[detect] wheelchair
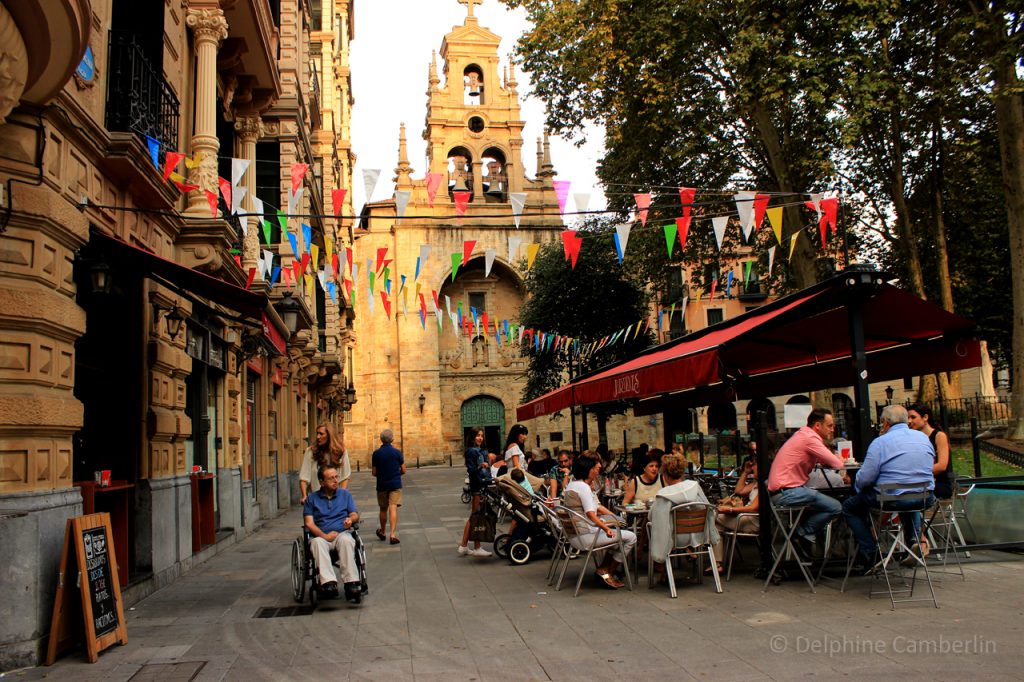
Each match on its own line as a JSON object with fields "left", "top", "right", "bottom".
{"left": 291, "top": 524, "right": 368, "bottom": 606}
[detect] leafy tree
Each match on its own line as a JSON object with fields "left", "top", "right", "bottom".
{"left": 518, "top": 221, "right": 652, "bottom": 404}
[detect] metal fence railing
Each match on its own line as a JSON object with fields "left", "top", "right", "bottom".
{"left": 877, "top": 395, "right": 1013, "bottom": 430}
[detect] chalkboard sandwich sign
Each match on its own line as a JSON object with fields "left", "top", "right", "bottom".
{"left": 46, "top": 513, "right": 128, "bottom": 664}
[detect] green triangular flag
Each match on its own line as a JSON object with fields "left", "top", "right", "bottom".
{"left": 744, "top": 260, "right": 753, "bottom": 282}
{"left": 664, "top": 223, "right": 677, "bottom": 257}
{"left": 369, "top": 271, "right": 375, "bottom": 294}
{"left": 277, "top": 210, "right": 287, "bottom": 241}
{"left": 669, "top": 302, "right": 676, "bottom": 321}
{"left": 451, "top": 253, "right": 461, "bottom": 282}
{"left": 261, "top": 217, "right": 271, "bottom": 245}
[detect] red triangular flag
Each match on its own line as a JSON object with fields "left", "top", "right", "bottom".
{"left": 634, "top": 193, "right": 652, "bottom": 226}
{"left": 346, "top": 247, "right": 353, "bottom": 275}
{"left": 675, "top": 216, "right": 691, "bottom": 252}
{"left": 462, "top": 240, "right": 476, "bottom": 265}
{"left": 233, "top": 254, "right": 242, "bottom": 267}
{"left": 245, "top": 267, "right": 257, "bottom": 289}
{"left": 331, "top": 188, "right": 347, "bottom": 217}
{"left": 173, "top": 178, "right": 200, "bottom": 193}
{"left": 331, "top": 253, "right": 340, "bottom": 279}
{"left": 453, "top": 190, "right": 471, "bottom": 220}
{"left": 282, "top": 267, "right": 292, "bottom": 288}
{"left": 290, "top": 163, "right": 309, "bottom": 194}
{"left": 678, "top": 187, "right": 696, "bottom": 218}
{"left": 380, "top": 291, "right": 391, "bottom": 319}
{"left": 218, "top": 177, "right": 231, "bottom": 212}
{"left": 204, "top": 189, "right": 219, "bottom": 217}
{"left": 561, "top": 230, "right": 583, "bottom": 269}
{"left": 481, "top": 312, "right": 489, "bottom": 334}
{"left": 376, "top": 247, "right": 388, "bottom": 273}
{"left": 753, "top": 194, "right": 770, "bottom": 231}
{"left": 819, "top": 213, "right": 829, "bottom": 248}
{"left": 292, "top": 261, "right": 302, "bottom": 284}
{"left": 300, "top": 252, "right": 311, "bottom": 276}
{"left": 344, "top": 278, "right": 353, "bottom": 298}
{"left": 822, "top": 197, "right": 839, "bottom": 235}
{"left": 431, "top": 289, "right": 440, "bottom": 312}
{"left": 163, "top": 152, "right": 185, "bottom": 183}
{"left": 710, "top": 278, "right": 718, "bottom": 300}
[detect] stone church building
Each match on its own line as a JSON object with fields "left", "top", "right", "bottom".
{"left": 346, "top": 6, "right": 564, "bottom": 462}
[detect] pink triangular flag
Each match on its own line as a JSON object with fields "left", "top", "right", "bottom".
{"left": 462, "top": 240, "right": 476, "bottom": 265}
{"left": 426, "top": 172, "right": 444, "bottom": 207}
{"left": 553, "top": 180, "right": 571, "bottom": 214}
{"left": 561, "top": 230, "right": 583, "bottom": 269}
{"left": 331, "top": 188, "right": 347, "bottom": 217}
{"left": 634, "top": 193, "right": 652, "bottom": 226}
{"left": 290, "top": 163, "right": 309, "bottom": 194}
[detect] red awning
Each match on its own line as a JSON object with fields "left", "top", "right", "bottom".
{"left": 92, "top": 230, "right": 267, "bottom": 320}
{"left": 517, "top": 278, "right": 981, "bottom": 421}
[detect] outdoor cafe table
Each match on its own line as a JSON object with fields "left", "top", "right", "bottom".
{"left": 615, "top": 502, "right": 650, "bottom": 574}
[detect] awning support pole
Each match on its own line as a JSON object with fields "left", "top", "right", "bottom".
{"left": 847, "top": 285, "right": 873, "bottom": 459}
{"left": 754, "top": 409, "right": 773, "bottom": 570}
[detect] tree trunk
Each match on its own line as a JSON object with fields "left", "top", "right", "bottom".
{"left": 932, "top": 120, "right": 962, "bottom": 399}
{"left": 990, "top": 43, "right": 1024, "bottom": 441}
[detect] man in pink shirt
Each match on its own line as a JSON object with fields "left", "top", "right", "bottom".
{"left": 767, "top": 408, "right": 845, "bottom": 552}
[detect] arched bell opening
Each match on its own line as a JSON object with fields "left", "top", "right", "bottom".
{"left": 447, "top": 146, "right": 474, "bottom": 203}
{"left": 463, "top": 64, "right": 484, "bottom": 105}
{"left": 481, "top": 147, "right": 508, "bottom": 203}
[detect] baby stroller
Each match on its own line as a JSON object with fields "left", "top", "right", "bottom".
{"left": 491, "top": 477, "right": 557, "bottom": 565}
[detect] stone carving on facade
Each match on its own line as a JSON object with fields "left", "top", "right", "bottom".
{"left": 185, "top": 7, "right": 229, "bottom": 44}
{"left": 0, "top": 4, "right": 29, "bottom": 125}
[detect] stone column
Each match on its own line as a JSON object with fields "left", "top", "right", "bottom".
{"left": 234, "top": 115, "right": 263, "bottom": 275}
{"left": 184, "top": 8, "right": 228, "bottom": 216}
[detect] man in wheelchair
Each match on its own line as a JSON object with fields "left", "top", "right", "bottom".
{"left": 303, "top": 465, "right": 362, "bottom": 603}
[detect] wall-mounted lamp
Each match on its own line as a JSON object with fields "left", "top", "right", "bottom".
{"left": 884, "top": 385, "right": 894, "bottom": 404}
{"left": 344, "top": 383, "right": 357, "bottom": 407}
{"left": 274, "top": 290, "right": 302, "bottom": 336}
{"left": 154, "top": 302, "right": 185, "bottom": 341}
{"left": 418, "top": 393, "right": 426, "bottom": 413}
{"left": 89, "top": 261, "right": 112, "bottom": 295}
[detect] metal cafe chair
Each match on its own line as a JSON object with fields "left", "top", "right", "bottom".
{"left": 719, "top": 512, "right": 761, "bottom": 581}
{"left": 762, "top": 502, "right": 818, "bottom": 593}
{"left": 845, "top": 481, "right": 938, "bottom": 609}
{"left": 534, "top": 498, "right": 574, "bottom": 585}
{"left": 552, "top": 494, "right": 634, "bottom": 597}
{"left": 922, "top": 495, "right": 968, "bottom": 580}
{"left": 647, "top": 501, "right": 722, "bottom": 597}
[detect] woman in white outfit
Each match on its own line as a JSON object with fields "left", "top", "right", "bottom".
{"left": 299, "top": 422, "right": 351, "bottom": 503}
{"left": 564, "top": 453, "right": 637, "bottom": 589}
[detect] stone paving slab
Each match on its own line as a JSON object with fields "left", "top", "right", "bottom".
{"left": 13, "top": 467, "right": 1024, "bottom": 681}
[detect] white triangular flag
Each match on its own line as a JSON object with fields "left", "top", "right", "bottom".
{"left": 368, "top": 286, "right": 374, "bottom": 313}
{"left": 263, "top": 249, "right": 274, "bottom": 280}
{"left": 508, "top": 236, "right": 523, "bottom": 262}
{"left": 395, "top": 190, "right": 411, "bottom": 221}
{"left": 420, "top": 244, "right": 431, "bottom": 265}
{"left": 734, "top": 191, "right": 756, "bottom": 241}
{"left": 363, "top": 169, "right": 381, "bottom": 202}
{"left": 232, "top": 186, "right": 248, "bottom": 216}
{"left": 231, "top": 158, "right": 250, "bottom": 187}
{"left": 445, "top": 295, "right": 452, "bottom": 316}
{"left": 450, "top": 311, "right": 459, "bottom": 337}
{"left": 509, "top": 192, "right": 527, "bottom": 228}
{"left": 712, "top": 215, "right": 729, "bottom": 250}
{"left": 351, "top": 262, "right": 359, "bottom": 288}
{"left": 251, "top": 196, "right": 264, "bottom": 225}
{"left": 287, "top": 186, "right": 304, "bottom": 215}
{"left": 574, "top": 193, "right": 590, "bottom": 214}
{"left": 436, "top": 307, "right": 443, "bottom": 330}
{"left": 615, "top": 223, "right": 632, "bottom": 262}
{"left": 317, "top": 269, "right": 327, "bottom": 289}
{"left": 807, "top": 192, "right": 823, "bottom": 222}
{"left": 768, "top": 245, "right": 776, "bottom": 274}
{"left": 484, "top": 248, "right": 496, "bottom": 277}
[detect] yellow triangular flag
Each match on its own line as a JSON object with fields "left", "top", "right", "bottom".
{"left": 766, "top": 206, "right": 784, "bottom": 245}
{"left": 402, "top": 286, "right": 409, "bottom": 316}
{"left": 325, "top": 236, "right": 333, "bottom": 261}
{"left": 169, "top": 171, "right": 186, "bottom": 183}
{"left": 789, "top": 232, "right": 799, "bottom": 259}
{"left": 526, "top": 243, "right": 540, "bottom": 270}
{"left": 185, "top": 153, "right": 202, "bottom": 169}
{"left": 305, "top": 273, "right": 314, "bottom": 300}
{"left": 311, "top": 244, "right": 320, "bottom": 270}
{"left": 696, "top": 290, "right": 702, "bottom": 304}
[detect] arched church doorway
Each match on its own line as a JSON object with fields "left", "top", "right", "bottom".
{"left": 461, "top": 395, "right": 505, "bottom": 455}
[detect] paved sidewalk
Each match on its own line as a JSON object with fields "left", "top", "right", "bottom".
{"left": 16, "top": 467, "right": 1024, "bottom": 681}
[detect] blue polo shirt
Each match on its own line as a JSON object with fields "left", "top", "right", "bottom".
{"left": 856, "top": 423, "right": 935, "bottom": 496}
{"left": 303, "top": 487, "right": 358, "bottom": 533}
{"left": 372, "top": 443, "right": 404, "bottom": 491}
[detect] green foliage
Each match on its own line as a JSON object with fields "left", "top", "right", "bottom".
{"left": 518, "top": 220, "right": 651, "bottom": 401}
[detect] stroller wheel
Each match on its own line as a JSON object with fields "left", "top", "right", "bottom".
{"left": 493, "top": 533, "right": 511, "bottom": 559}
{"left": 509, "top": 541, "right": 531, "bottom": 565}
{"left": 461, "top": 490, "right": 473, "bottom": 504}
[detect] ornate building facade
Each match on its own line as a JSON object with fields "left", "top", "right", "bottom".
{"left": 347, "top": 6, "right": 563, "bottom": 462}
{"left": 0, "top": 0, "right": 356, "bottom": 669}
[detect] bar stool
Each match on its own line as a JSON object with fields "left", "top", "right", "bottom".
{"left": 762, "top": 500, "right": 817, "bottom": 593}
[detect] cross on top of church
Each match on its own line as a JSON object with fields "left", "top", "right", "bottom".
{"left": 458, "top": 0, "right": 483, "bottom": 18}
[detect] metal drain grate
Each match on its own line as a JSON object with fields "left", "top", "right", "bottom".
{"left": 129, "top": 661, "right": 206, "bottom": 681}
{"left": 254, "top": 605, "right": 316, "bottom": 618}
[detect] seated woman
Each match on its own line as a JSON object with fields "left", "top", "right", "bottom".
{"left": 908, "top": 402, "right": 953, "bottom": 559}
{"left": 622, "top": 451, "right": 664, "bottom": 506}
{"left": 649, "top": 454, "right": 718, "bottom": 577}
{"left": 563, "top": 453, "right": 637, "bottom": 589}
{"left": 712, "top": 456, "right": 761, "bottom": 574}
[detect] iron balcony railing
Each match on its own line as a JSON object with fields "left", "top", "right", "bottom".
{"left": 105, "top": 30, "right": 180, "bottom": 153}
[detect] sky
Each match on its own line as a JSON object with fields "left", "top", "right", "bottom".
{"left": 348, "top": 0, "right": 606, "bottom": 218}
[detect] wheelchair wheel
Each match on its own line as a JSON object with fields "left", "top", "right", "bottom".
{"left": 493, "top": 533, "right": 511, "bottom": 559}
{"left": 355, "top": 536, "right": 369, "bottom": 595}
{"left": 461, "top": 490, "right": 473, "bottom": 504}
{"left": 291, "top": 538, "right": 306, "bottom": 603}
{"left": 509, "top": 541, "right": 531, "bottom": 565}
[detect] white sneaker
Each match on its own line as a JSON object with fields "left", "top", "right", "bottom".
{"left": 457, "top": 545, "right": 470, "bottom": 556}
{"left": 469, "top": 547, "right": 492, "bottom": 557}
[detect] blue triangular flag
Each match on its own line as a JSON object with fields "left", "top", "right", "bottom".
{"left": 414, "top": 257, "right": 421, "bottom": 281}
{"left": 146, "top": 135, "right": 160, "bottom": 170}
{"left": 399, "top": 274, "right": 406, "bottom": 296}
{"left": 327, "top": 281, "right": 337, "bottom": 303}
{"left": 301, "top": 224, "right": 312, "bottom": 254}
{"left": 385, "top": 278, "right": 391, "bottom": 296}
{"left": 287, "top": 232, "right": 299, "bottom": 258}
{"left": 270, "top": 266, "right": 281, "bottom": 286}
{"left": 613, "top": 232, "right": 624, "bottom": 264}
{"left": 726, "top": 271, "right": 734, "bottom": 298}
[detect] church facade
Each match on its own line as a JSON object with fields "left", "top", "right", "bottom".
{"left": 346, "top": 8, "right": 564, "bottom": 462}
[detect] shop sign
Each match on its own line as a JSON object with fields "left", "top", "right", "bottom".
{"left": 247, "top": 355, "right": 264, "bottom": 374}
{"left": 261, "top": 313, "right": 287, "bottom": 355}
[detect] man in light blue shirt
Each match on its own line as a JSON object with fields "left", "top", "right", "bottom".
{"left": 843, "top": 405, "right": 935, "bottom": 570}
